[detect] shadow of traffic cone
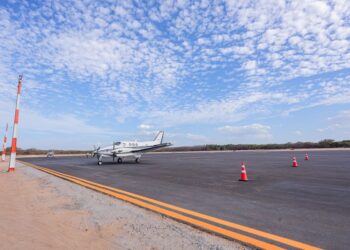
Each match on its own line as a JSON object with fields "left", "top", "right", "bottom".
{"left": 292, "top": 157, "right": 298, "bottom": 167}
{"left": 239, "top": 161, "right": 248, "bottom": 181}
{"left": 305, "top": 153, "right": 309, "bottom": 161}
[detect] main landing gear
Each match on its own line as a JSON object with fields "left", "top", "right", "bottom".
{"left": 97, "top": 158, "right": 121, "bottom": 165}
{"left": 98, "top": 155, "right": 103, "bottom": 166}
{"left": 97, "top": 157, "right": 138, "bottom": 165}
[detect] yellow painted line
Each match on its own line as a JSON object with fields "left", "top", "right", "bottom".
{"left": 22, "top": 162, "right": 282, "bottom": 250}
{"left": 20, "top": 161, "right": 322, "bottom": 250}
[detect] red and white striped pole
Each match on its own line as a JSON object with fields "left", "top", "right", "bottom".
{"left": 1, "top": 123, "right": 8, "bottom": 161}
{"left": 8, "top": 75, "right": 22, "bottom": 172}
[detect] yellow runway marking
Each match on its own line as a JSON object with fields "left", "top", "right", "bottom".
{"left": 20, "top": 161, "right": 322, "bottom": 250}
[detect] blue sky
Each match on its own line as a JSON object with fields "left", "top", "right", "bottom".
{"left": 0, "top": 0, "right": 350, "bottom": 149}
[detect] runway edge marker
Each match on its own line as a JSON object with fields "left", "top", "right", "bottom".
{"left": 8, "top": 75, "right": 23, "bottom": 172}
{"left": 1, "top": 123, "right": 8, "bottom": 162}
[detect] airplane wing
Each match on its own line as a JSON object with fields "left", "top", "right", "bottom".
{"left": 128, "top": 143, "right": 172, "bottom": 153}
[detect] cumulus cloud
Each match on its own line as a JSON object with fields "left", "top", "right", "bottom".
{"left": 138, "top": 124, "right": 153, "bottom": 130}
{"left": 0, "top": 0, "right": 349, "bottom": 141}
{"left": 244, "top": 60, "right": 257, "bottom": 71}
{"left": 143, "top": 90, "right": 303, "bottom": 126}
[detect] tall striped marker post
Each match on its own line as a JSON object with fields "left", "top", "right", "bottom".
{"left": 1, "top": 123, "right": 8, "bottom": 161}
{"left": 8, "top": 75, "right": 22, "bottom": 172}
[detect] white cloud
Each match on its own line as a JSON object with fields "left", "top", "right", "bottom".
{"left": 307, "top": 1, "right": 330, "bottom": 17}
{"left": 321, "top": 110, "right": 350, "bottom": 132}
{"left": 218, "top": 123, "right": 272, "bottom": 140}
{"left": 138, "top": 124, "right": 153, "bottom": 130}
{"left": 184, "top": 133, "right": 208, "bottom": 141}
{"left": 21, "top": 109, "right": 110, "bottom": 135}
{"left": 0, "top": 0, "right": 349, "bottom": 147}
{"left": 165, "top": 132, "right": 208, "bottom": 145}
{"left": 315, "top": 110, "right": 350, "bottom": 140}
{"left": 143, "top": 90, "right": 302, "bottom": 126}
{"left": 295, "top": 130, "right": 302, "bottom": 136}
{"left": 243, "top": 60, "right": 257, "bottom": 71}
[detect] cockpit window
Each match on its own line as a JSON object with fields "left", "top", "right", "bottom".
{"left": 114, "top": 142, "right": 121, "bottom": 145}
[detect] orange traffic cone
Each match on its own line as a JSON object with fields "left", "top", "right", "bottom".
{"left": 239, "top": 161, "right": 248, "bottom": 181}
{"left": 292, "top": 157, "right": 298, "bottom": 167}
{"left": 305, "top": 153, "right": 309, "bottom": 161}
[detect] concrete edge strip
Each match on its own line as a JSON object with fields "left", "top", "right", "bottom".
{"left": 19, "top": 161, "right": 322, "bottom": 250}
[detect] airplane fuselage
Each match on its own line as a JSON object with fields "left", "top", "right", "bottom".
{"left": 98, "top": 140, "right": 164, "bottom": 155}
{"left": 93, "top": 131, "right": 171, "bottom": 165}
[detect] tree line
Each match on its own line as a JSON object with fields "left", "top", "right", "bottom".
{"left": 157, "top": 139, "right": 350, "bottom": 152}
{"left": 8, "top": 139, "right": 350, "bottom": 155}
{"left": 13, "top": 148, "right": 87, "bottom": 155}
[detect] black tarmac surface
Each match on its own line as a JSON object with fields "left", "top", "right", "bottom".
{"left": 20, "top": 150, "right": 350, "bottom": 249}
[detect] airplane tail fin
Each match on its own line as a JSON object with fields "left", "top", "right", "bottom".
{"left": 154, "top": 131, "right": 164, "bottom": 144}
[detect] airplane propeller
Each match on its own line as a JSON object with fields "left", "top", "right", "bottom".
{"left": 92, "top": 145, "right": 101, "bottom": 157}
{"left": 112, "top": 142, "right": 116, "bottom": 162}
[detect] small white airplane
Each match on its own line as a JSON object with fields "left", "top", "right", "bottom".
{"left": 92, "top": 131, "right": 171, "bottom": 165}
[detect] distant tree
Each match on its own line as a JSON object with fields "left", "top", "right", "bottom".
{"left": 13, "top": 138, "right": 350, "bottom": 155}
{"left": 319, "top": 139, "right": 335, "bottom": 148}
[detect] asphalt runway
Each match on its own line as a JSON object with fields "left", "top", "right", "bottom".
{"left": 20, "top": 150, "right": 350, "bottom": 249}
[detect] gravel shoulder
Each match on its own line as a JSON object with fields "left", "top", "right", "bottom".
{"left": 0, "top": 161, "right": 248, "bottom": 250}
